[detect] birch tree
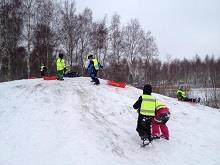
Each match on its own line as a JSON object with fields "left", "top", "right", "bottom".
{"left": 60, "top": 0, "right": 79, "bottom": 67}
{"left": 109, "top": 13, "right": 124, "bottom": 64}
{"left": 78, "top": 8, "right": 93, "bottom": 74}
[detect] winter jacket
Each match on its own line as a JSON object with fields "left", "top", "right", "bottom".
{"left": 140, "top": 95, "right": 156, "bottom": 116}
{"left": 176, "top": 89, "right": 186, "bottom": 99}
{"left": 89, "top": 59, "right": 103, "bottom": 71}
{"left": 153, "top": 101, "right": 170, "bottom": 123}
{"left": 56, "top": 58, "right": 65, "bottom": 71}
{"left": 133, "top": 92, "right": 156, "bottom": 116}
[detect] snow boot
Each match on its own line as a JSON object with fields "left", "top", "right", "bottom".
{"left": 152, "top": 135, "right": 160, "bottom": 140}
{"left": 161, "top": 135, "right": 169, "bottom": 140}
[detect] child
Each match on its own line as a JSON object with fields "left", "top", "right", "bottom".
{"left": 152, "top": 101, "right": 170, "bottom": 140}
{"left": 133, "top": 84, "right": 156, "bottom": 144}
{"left": 87, "top": 54, "right": 103, "bottom": 85}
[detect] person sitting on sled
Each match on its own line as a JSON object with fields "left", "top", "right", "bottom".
{"left": 176, "top": 87, "right": 200, "bottom": 103}
{"left": 133, "top": 84, "right": 156, "bottom": 144}
{"left": 87, "top": 54, "right": 103, "bottom": 85}
{"left": 152, "top": 101, "right": 170, "bottom": 140}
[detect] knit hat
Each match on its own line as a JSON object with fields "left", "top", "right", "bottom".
{"left": 88, "top": 54, "right": 93, "bottom": 59}
{"left": 59, "top": 53, "right": 64, "bottom": 59}
{"left": 143, "top": 84, "right": 152, "bottom": 95}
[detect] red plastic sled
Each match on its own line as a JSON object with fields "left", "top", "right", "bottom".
{"left": 107, "top": 80, "right": 126, "bottom": 88}
{"left": 43, "top": 76, "right": 57, "bottom": 80}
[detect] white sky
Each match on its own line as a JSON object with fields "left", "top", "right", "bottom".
{"left": 75, "top": 0, "right": 220, "bottom": 61}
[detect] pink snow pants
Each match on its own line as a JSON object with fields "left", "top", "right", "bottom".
{"left": 152, "top": 122, "right": 169, "bottom": 139}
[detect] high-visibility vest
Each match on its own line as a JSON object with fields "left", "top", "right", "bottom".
{"left": 92, "top": 59, "right": 99, "bottom": 70}
{"left": 176, "top": 89, "right": 186, "bottom": 98}
{"left": 56, "top": 58, "right": 65, "bottom": 71}
{"left": 154, "top": 101, "right": 170, "bottom": 123}
{"left": 155, "top": 101, "right": 167, "bottom": 111}
{"left": 140, "top": 95, "right": 156, "bottom": 116}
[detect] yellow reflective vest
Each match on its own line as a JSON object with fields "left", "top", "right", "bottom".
{"left": 92, "top": 59, "right": 99, "bottom": 70}
{"left": 155, "top": 101, "right": 167, "bottom": 111}
{"left": 56, "top": 58, "right": 65, "bottom": 71}
{"left": 140, "top": 95, "right": 156, "bottom": 116}
{"left": 176, "top": 89, "right": 186, "bottom": 98}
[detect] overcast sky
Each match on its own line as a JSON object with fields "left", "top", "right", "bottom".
{"left": 75, "top": 0, "right": 220, "bottom": 61}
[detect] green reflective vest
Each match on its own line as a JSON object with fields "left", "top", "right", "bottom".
{"left": 56, "top": 58, "right": 65, "bottom": 71}
{"left": 176, "top": 89, "right": 186, "bottom": 98}
{"left": 92, "top": 59, "right": 99, "bottom": 70}
{"left": 140, "top": 95, "right": 156, "bottom": 116}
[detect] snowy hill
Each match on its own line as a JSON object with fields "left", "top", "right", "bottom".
{"left": 0, "top": 77, "right": 220, "bottom": 165}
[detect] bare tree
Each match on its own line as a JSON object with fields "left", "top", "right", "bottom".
{"left": 77, "top": 8, "right": 93, "bottom": 75}
{"left": 0, "top": 0, "right": 23, "bottom": 81}
{"left": 90, "top": 17, "right": 108, "bottom": 65}
{"left": 122, "top": 19, "right": 143, "bottom": 64}
{"left": 140, "top": 31, "right": 158, "bottom": 61}
{"left": 207, "top": 55, "right": 220, "bottom": 108}
{"left": 22, "top": 0, "right": 37, "bottom": 78}
{"left": 30, "top": 0, "right": 57, "bottom": 76}
{"left": 109, "top": 13, "right": 124, "bottom": 64}
{"left": 59, "top": 0, "right": 79, "bottom": 68}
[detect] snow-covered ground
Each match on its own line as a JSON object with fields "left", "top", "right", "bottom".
{"left": 189, "top": 88, "right": 220, "bottom": 101}
{"left": 0, "top": 77, "right": 220, "bottom": 165}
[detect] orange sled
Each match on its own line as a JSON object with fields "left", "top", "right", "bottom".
{"left": 107, "top": 80, "right": 126, "bottom": 88}
{"left": 43, "top": 76, "right": 57, "bottom": 80}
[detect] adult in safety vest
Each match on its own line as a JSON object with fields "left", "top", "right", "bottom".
{"left": 176, "top": 87, "right": 200, "bottom": 103}
{"left": 87, "top": 54, "right": 103, "bottom": 85}
{"left": 152, "top": 101, "right": 170, "bottom": 140}
{"left": 56, "top": 53, "right": 66, "bottom": 80}
{"left": 133, "top": 84, "right": 156, "bottom": 143}
{"left": 176, "top": 87, "right": 187, "bottom": 100}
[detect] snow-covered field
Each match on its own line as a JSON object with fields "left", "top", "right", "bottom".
{"left": 0, "top": 77, "right": 220, "bottom": 165}
{"left": 189, "top": 88, "right": 220, "bottom": 101}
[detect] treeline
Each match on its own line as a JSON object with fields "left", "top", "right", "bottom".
{"left": 0, "top": 0, "right": 157, "bottom": 81}
{"left": 0, "top": 1, "right": 219, "bottom": 92}
{"left": 131, "top": 55, "right": 220, "bottom": 89}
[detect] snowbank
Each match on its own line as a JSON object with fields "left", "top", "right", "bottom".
{"left": 0, "top": 77, "right": 220, "bottom": 165}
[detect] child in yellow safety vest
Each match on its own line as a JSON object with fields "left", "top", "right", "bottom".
{"left": 56, "top": 53, "right": 66, "bottom": 80}
{"left": 133, "top": 84, "right": 156, "bottom": 143}
{"left": 152, "top": 101, "right": 170, "bottom": 140}
{"left": 87, "top": 54, "right": 103, "bottom": 85}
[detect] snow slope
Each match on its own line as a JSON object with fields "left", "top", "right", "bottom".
{"left": 0, "top": 77, "right": 220, "bottom": 165}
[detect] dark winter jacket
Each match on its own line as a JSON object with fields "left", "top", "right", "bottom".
{"left": 87, "top": 62, "right": 95, "bottom": 75}
{"left": 133, "top": 84, "right": 153, "bottom": 113}
{"left": 133, "top": 96, "right": 143, "bottom": 111}
{"left": 88, "top": 59, "right": 103, "bottom": 70}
